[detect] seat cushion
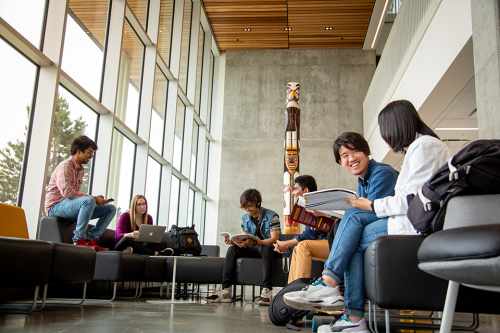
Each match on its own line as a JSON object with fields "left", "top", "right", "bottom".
{"left": 143, "top": 256, "right": 169, "bottom": 282}
{"left": 418, "top": 224, "right": 500, "bottom": 286}
{"left": 418, "top": 224, "right": 500, "bottom": 262}
{"left": 165, "top": 257, "right": 225, "bottom": 284}
{"left": 0, "top": 237, "right": 53, "bottom": 287}
{"left": 93, "top": 252, "right": 145, "bottom": 282}
{"left": 48, "top": 242, "right": 96, "bottom": 284}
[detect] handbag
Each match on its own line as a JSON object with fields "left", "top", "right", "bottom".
{"left": 169, "top": 224, "right": 202, "bottom": 256}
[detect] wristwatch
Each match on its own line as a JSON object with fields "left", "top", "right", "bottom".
{"left": 370, "top": 200, "right": 375, "bottom": 212}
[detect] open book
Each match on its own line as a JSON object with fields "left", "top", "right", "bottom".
{"left": 291, "top": 204, "right": 338, "bottom": 233}
{"left": 220, "top": 232, "right": 260, "bottom": 244}
{"left": 300, "top": 188, "right": 358, "bottom": 211}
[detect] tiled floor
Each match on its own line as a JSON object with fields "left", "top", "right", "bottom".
{"left": 1, "top": 287, "right": 499, "bottom": 332}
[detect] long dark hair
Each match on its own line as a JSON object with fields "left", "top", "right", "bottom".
{"left": 378, "top": 100, "right": 439, "bottom": 154}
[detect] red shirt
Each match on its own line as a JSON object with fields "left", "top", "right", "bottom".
{"left": 44, "top": 157, "right": 88, "bottom": 215}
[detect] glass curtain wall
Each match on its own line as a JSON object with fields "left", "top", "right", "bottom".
{"left": 194, "top": 24, "right": 205, "bottom": 114}
{"left": 0, "top": 42, "right": 38, "bottom": 205}
{"left": 206, "top": 52, "right": 215, "bottom": 132}
{"left": 150, "top": 66, "right": 168, "bottom": 153}
{"left": 0, "top": 0, "right": 218, "bottom": 240}
{"left": 62, "top": 0, "right": 109, "bottom": 99}
{"left": 178, "top": 0, "right": 192, "bottom": 93}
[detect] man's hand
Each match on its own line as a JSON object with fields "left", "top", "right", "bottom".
{"left": 344, "top": 197, "right": 372, "bottom": 211}
{"left": 307, "top": 210, "right": 330, "bottom": 218}
{"left": 273, "top": 240, "right": 289, "bottom": 253}
{"left": 236, "top": 237, "right": 254, "bottom": 248}
{"left": 93, "top": 195, "right": 109, "bottom": 207}
{"left": 224, "top": 235, "right": 236, "bottom": 246}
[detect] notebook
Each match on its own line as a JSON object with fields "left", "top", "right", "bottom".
{"left": 134, "top": 225, "right": 166, "bottom": 243}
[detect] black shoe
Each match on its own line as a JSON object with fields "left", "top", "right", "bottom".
{"left": 157, "top": 248, "right": 174, "bottom": 256}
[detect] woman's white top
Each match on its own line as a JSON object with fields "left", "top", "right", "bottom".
{"left": 374, "top": 135, "right": 453, "bottom": 235}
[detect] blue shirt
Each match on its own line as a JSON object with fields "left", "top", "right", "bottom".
{"left": 358, "top": 159, "right": 399, "bottom": 201}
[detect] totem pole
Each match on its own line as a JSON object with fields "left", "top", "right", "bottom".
{"left": 283, "top": 82, "right": 301, "bottom": 234}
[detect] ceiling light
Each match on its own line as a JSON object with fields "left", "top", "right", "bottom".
{"left": 86, "top": 31, "right": 90, "bottom": 34}
{"left": 371, "top": 0, "right": 391, "bottom": 48}
{"left": 325, "top": 27, "right": 333, "bottom": 30}
{"left": 159, "top": 30, "right": 163, "bottom": 33}
{"left": 243, "top": 28, "right": 251, "bottom": 32}
{"left": 435, "top": 128, "right": 478, "bottom": 131}
{"left": 284, "top": 28, "right": 292, "bottom": 31}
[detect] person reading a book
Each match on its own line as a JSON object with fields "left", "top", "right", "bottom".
{"left": 273, "top": 175, "right": 330, "bottom": 283}
{"left": 284, "top": 101, "right": 453, "bottom": 333}
{"left": 114, "top": 195, "right": 173, "bottom": 256}
{"left": 205, "top": 189, "right": 283, "bottom": 306}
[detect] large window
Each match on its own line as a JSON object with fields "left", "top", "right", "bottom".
{"left": 50, "top": 86, "right": 99, "bottom": 194}
{"left": 173, "top": 97, "right": 186, "bottom": 170}
{"left": 206, "top": 51, "right": 215, "bottom": 132}
{"left": 187, "top": 188, "right": 195, "bottom": 227}
{"left": 0, "top": 1, "right": 47, "bottom": 49}
{"left": 0, "top": 42, "right": 38, "bottom": 205}
{"left": 190, "top": 122, "right": 199, "bottom": 182}
{"left": 169, "top": 175, "right": 181, "bottom": 228}
{"left": 200, "top": 198, "right": 207, "bottom": 244}
{"left": 145, "top": 156, "right": 161, "bottom": 222}
{"left": 203, "top": 138, "right": 210, "bottom": 194}
{"left": 108, "top": 130, "right": 136, "bottom": 229}
{"left": 194, "top": 24, "right": 205, "bottom": 114}
{"left": 116, "top": 20, "right": 145, "bottom": 132}
{"left": 150, "top": 65, "right": 168, "bottom": 153}
{"left": 62, "top": 0, "right": 108, "bottom": 99}
{"left": 178, "top": 0, "right": 192, "bottom": 94}
{"left": 158, "top": 0, "right": 174, "bottom": 66}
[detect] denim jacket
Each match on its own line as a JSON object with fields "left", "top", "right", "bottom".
{"left": 241, "top": 206, "right": 283, "bottom": 241}
{"left": 294, "top": 227, "right": 327, "bottom": 242}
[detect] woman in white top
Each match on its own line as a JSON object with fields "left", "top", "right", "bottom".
{"left": 283, "top": 100, "right": 453, "bottom": 333}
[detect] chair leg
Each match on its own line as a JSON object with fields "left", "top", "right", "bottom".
{"left": 385, "top": 309, "right": 390, "bottom": 333}
{"left": 440, "top": 281, "right": 460, "bottom": 333}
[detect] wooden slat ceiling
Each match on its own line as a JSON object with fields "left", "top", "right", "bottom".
{"left": 202, "top": 0, "right": 376, "bottom": 52}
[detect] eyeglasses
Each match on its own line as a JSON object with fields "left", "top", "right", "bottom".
{"left": 136, "top": 203, "right": 147, "bottom": 207}
{"left": 243, "top": 204, "right": 256, "bottom": 210}
{"left": 85, "top": 150, "right": 95, "bottom": 157}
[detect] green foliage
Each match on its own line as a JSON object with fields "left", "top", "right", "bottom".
{"left": 0, "top": 94, "right": 89, "bottom": 205}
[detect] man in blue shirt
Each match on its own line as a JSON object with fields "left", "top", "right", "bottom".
{"left": 274, "top": 175, "right": 330, "bottom": 283}
{"left": 284, "top": 132, "right": 399, "bottom": 333}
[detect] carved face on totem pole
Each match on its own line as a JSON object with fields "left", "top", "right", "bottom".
{"left": 285, "top": 150, "right": 298, "bottom": 173}
{"left": 287, "top": 83, "right": 300, "bottom": 108}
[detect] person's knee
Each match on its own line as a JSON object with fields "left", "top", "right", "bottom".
{"left": 226, "top": 245, "right": 238, "bottom": 255}
{"left": 106, "top": 203, "right": 117, "bottom": 215}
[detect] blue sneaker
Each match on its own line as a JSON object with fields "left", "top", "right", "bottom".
{"left": 318, "top": 315, "right": 370, "bottom": 333}
{"left": 283, "top": 278, "right": 345, "bottom": 311}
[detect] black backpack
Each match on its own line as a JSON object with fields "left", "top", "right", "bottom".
{"left": 169, "top": 224, "right": 202, "bottom": 256}
{"left": 268, "top": 277, "right": 313, "bottom": 329}
{"left": 407, "top": 139, "right": 500, "bottom": 235}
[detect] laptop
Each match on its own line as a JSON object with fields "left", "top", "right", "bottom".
{"left": 134, "top": 225, "right": 167, "bottom": 243}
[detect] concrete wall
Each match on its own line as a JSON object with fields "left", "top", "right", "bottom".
{"left": 216, "top": 49, "right": 375, "bottom": 252}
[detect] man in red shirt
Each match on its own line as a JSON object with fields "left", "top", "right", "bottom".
{"left": 45, "top": 136, "right": 116, "bottom": 251}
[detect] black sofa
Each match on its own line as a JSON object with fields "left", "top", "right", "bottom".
{"left": 38, "top": 216, "right": 222, "bottom": 300}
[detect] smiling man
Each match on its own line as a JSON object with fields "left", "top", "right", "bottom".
{"left": 45, "top": 136, "right": 116, "bottom": 251}
{"left": 283, "top": 132, "right": 398, "bottom": 333}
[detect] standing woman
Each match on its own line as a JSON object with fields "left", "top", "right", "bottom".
{"left": 284, "top": 100, "right": 453, "bottom": 333}
{"left": 114, "top": 195, "right": 172, "bottom": 255}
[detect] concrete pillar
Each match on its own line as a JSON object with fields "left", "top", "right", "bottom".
{"left": 471, "top": 0, "right": 500, "bottom": 139}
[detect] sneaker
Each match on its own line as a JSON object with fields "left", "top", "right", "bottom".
{"left": 318, "top": 315, "right": 370, "bottom": 333}
{"left": 257, "top": 287, "right": 272, "bottom": 306}
{"left": 157, "top": 248, "right": 174, "bottom": 256}
{"left": 122, "top": 247, "right": 133, "bottom": 254}
{"left": 283, "top": 278, "right": 345, "bottom": 311}
{"left": 87, "top": 239, "right": 109, "bottom": 251}
{"left": 204, "top": 286, "right": 232, "bottom": 303}
{"left": 74, "top": 239, "right": 93, "bottom": 248}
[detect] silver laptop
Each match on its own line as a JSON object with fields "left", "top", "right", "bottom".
{"left": 134, "top": 225, "right": 166, "bottom": 243}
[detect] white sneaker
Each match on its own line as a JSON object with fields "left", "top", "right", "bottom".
{"left": 318, "top": 315, "right": 370, "bottom": 333}
{"left": 283, "top": 279, "right": 345, "bottom": 311}
{"left": 122, "top": 247, "right": 133, "bottom": 254}
{"left": 204, "top": 286, "right": 232, "bottom": 303}
{"left": 257, "top": 287, "right": 272, "bottom": 306}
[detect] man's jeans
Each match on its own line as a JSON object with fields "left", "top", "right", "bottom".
{"left": 48, "top": 196, "right": 116, "bottom": 243}
{"left": 322, "top": 208, "right": 388, "bottom": 317}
